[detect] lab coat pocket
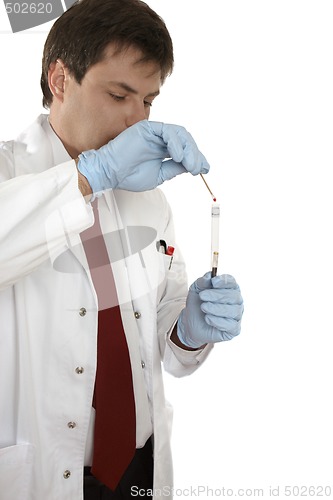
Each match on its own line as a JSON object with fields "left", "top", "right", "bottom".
{"left": 161, "top": 253, "right": 173, "bottom": 273}
{"left": 0, "top": 444, "right": 35, "bottom": 500}
{"left": 155, "top": 253, "right": 173, "bottom": 304}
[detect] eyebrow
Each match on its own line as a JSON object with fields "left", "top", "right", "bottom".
{"left": 108, "top": 81, "right": 160, "bottom": 97}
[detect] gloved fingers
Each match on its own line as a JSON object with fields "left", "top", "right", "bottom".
{"left": 150, "top": 122, "right": 210, "bottom": 175}
{"left": 161, "top": 124, "right": 187, "bottom": 163}
{"left": 115, "top": 120, "right": 168, "bottom": 160}
{"left": 185, "top": 151, "right": 210, "bottom": 175}
{"left": 211, "top": 274, "right": 240, "bottom": 289}
{"left": 147, "top": 121, "right": 184, "bottom": 161}
{"left": 201, "top": 302, "right": 244, "bottom": 321}
{"left": 199, "top": 288, "right": 243, "bottom": 304}
{"left": 190, "top": 272, "right": 213, "bottom": 293}
{"left": 145, "top": 120, "right": 163, "bottom": 137}
{"left": 176, "top": 131, "right": 210, "bottom": 175}
{"left": 205, "top": 315, "right": 242, "bottom": 338}
{"left": 117, "top": 163, "right": 160, "bottom": 191}
{"left": 175, "top": 127, "right": 210, "bottom": 174}
{"left": 157, "top": 159, "right": 187, "bottom": 184}
{"left": 171, "top": 126, "right": 210, "bottom": 174}
{"left": 181, "top": 142, "right": 210, "bottom": 175}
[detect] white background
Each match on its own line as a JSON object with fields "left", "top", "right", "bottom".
{"left": 1, "top": 1, "right": 333, "bottom": 496}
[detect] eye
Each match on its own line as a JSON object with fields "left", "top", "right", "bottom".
{"left": 144, "top": 101, "right": 153, "bottom": 108}
{"left": 109, "top": 93, "right": 125, "bottom": 102}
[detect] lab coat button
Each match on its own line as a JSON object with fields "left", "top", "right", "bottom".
{"left": 141, "top": 361, "right": 145, "bottom": 369}
{"left": 134, "top": 311, "right": 141, "bottom": 319}
{"left": 67, "top": 421, "right": 77, "bottom": 429}
{"left": 75, "top": 367, "right": 84, "bottom": 374}
{"left": 63, "top": 470, "right": 71, "bottom": 479}
{"left": 79, "top": 307, "right": 87, "bottom": 317}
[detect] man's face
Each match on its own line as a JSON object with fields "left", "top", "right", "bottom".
{"left": 50, "top": 44, "right": 162, "bottom": 158}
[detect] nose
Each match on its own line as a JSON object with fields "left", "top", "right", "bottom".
{"left": 125, "top": 103, "right": 148, "bottom": 128}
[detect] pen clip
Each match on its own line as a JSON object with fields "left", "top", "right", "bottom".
{"left": 156, "top": 239, "right": 167, "bottom": 254}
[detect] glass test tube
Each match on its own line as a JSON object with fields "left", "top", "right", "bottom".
{"left": 211, "top": 203, "right": 220, "bottom": 277}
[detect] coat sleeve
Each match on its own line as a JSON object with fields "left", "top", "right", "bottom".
{"left": 0, "top": 143, "right": 93, "bottom": 291}
{"left": 156, "top": 190, "right": 213, "bottom": 377}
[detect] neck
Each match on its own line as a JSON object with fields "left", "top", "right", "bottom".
{"left": 49, "top": 109, "right": 79, "bottom": 159}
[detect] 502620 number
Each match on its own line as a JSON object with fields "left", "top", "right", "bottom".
{"left": 284, "top": 485, "right": 332, "bottom": 496}
{"left": 5, "top": 3, "right": 53, "bottom": 14}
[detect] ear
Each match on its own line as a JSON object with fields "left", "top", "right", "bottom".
{"left": 48, "top": 59, "right": 67, "bottom": 103}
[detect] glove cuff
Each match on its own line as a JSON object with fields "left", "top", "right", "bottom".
{"left": 177, "top": 309, "right": 204, "bottom": 349}
{"left": 77, "top": 150, "right": 100, "bottom": 193}
{"left": 78, "top": 147, "right": 118, "bottom": 193}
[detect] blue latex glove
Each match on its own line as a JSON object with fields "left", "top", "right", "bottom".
{"left": 77, "top": 120, "right": 209, "bottom": 193}
{"left": 177, "top": 273, "right": 244, "bottom": 349}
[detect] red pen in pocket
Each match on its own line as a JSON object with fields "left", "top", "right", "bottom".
{"left": 166, "top": 246, "right": 175, "bottom": 270}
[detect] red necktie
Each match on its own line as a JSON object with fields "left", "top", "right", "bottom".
{"left": 81, "top": 200, "right": 136, "bottom": 490}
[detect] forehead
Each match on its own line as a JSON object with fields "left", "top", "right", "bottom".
{"left": 90, "top": 42, "right": 162, "bottom": 82}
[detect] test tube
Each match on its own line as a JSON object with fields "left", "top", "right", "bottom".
{"left": 211, "top": 203, "right": 220, "bottom": 277}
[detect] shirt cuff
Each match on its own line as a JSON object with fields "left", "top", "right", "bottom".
{"left": 166, "top": 328, "right": 213, "bottom": 366}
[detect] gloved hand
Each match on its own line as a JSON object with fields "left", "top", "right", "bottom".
{"left": 177, "top": 273, "right": 244, "bottom": 349}
{"left": 77, "top": 120, "right": 209, "bottom": 193}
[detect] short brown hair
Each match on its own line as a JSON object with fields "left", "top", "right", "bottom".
{"left": 40, "top": 0, "right": 174, "bottom": 108}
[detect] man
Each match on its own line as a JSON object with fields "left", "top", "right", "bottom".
{"left": 0, "top": 0, "right": 244, "bottom": 499}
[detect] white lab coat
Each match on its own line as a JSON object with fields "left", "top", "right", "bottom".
{"left": 0, "top": 115, "right": 212, "bottom": 500}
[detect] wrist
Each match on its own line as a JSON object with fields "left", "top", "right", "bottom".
{"left": 171, "top": 322, "right": 206, "bottom": 351}
{"left": 76, "top": 158, "right": 93, "bottom": 199}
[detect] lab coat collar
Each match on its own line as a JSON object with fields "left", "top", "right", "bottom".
{"left": 41, "top": 115, "right": 72, "bottom": 166}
